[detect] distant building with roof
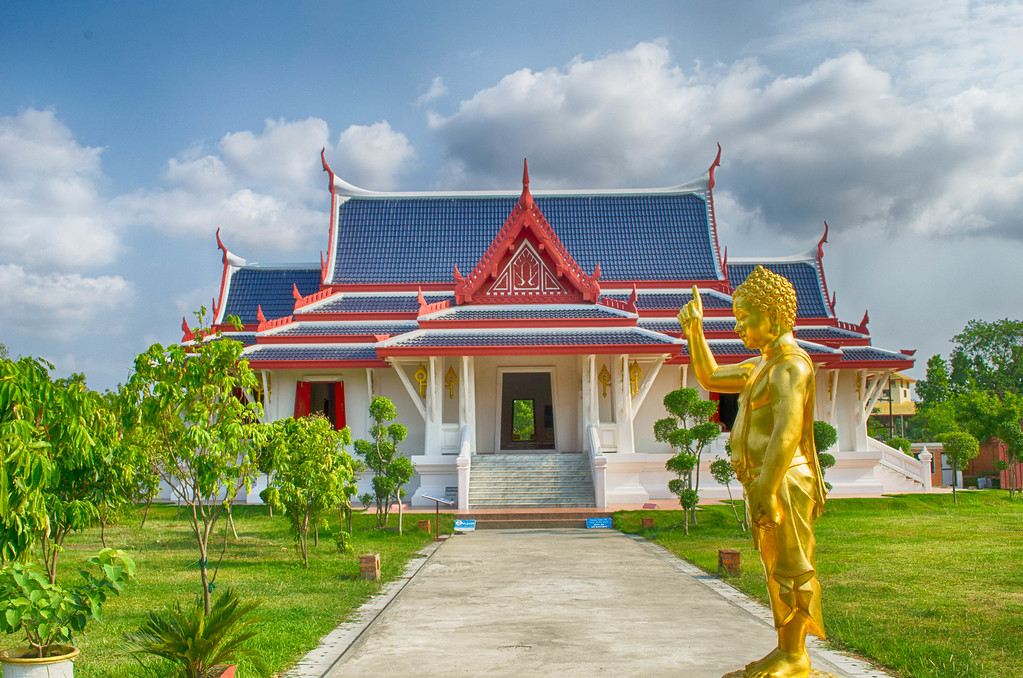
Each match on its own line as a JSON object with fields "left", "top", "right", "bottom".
{"left": 189, "top": 149, "right": 932, "bottom": 509}
{"left": 870, "top": 372, "right": 918, "bottom": 438}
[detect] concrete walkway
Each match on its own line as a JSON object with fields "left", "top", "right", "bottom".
{"left": 290, "top": 529, "right": 893, "bottom": 678}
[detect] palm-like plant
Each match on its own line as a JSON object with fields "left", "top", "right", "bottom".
{"left": 124, "top": 588, "right": 261, "bottom": 678}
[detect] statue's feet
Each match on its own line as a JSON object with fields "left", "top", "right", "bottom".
{"left": 743, "top": 648, "right": 811, "bottom": 678}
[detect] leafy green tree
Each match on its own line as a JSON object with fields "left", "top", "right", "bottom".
{"left": 950, "top": 319, "right": 1023, "bottom": 396}
{"left": 710, "top": 453, "right": 746, "bottom": 532}
{"left": 1, "top": 356, "right": 98, "bottom": 565}
{"left": 263, "top": 415, "right": 358, "bottom": 566}
{"left": 654, "top": 388, "right": 720, "bottom": 535}
{"left": 941, "top": 431, "right": 980, "bottom": 504}
{"left": 813, "top": 421, "right": 838, "bottom": 493}
{"left": 0, "top": 343, "right": 8, "bottom": 360}
{"left": 127, "top": 309, "right": 267, "bottom": 614}
{"left": 887, "top": 437, "right": 912, "bottom": 455}
{"left": 354, "top": 396, "right": 412, "bottom": 528}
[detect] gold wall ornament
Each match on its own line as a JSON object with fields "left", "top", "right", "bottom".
{"left": 413, "top": 363, "right": 428, "bottom": 399}
{"left": 629, "top": 361, "right": 642, "bottom": 397}
{"left": 444, "top": 365, "right": 458, "bottom": 399}
{"left": 598, "top": 364, "right": 611, "bottom": 398}
{"left": 828, "top": 372, "right": 835, "bottom": 401}
{"left": 678, "top": 266, "right": 828, "bottom": 678}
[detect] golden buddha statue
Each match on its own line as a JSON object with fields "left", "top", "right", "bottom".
{"left": 679, "top": 265, "right": 829, "bottom": 678}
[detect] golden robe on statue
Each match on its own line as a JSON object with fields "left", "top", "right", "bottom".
{"left": 730, "top": 345, "right": 827, "bottom": 639}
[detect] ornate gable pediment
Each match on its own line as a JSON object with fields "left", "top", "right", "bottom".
{"left": 454, "top": 160, "right": 600, "bottom": 305}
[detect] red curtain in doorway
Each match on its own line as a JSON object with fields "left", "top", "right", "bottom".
{"left": 334, "top": 381, "right": 346, "bottom": 430}
{"left": 294, "top": 381, "right": 311, "bottom": 418}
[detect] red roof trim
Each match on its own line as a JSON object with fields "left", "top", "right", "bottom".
{"left": 816, "top": 222, "right": 837, "bottom": 317}
{"left": 707, "top": 144, "right": 726, "bottom": 281}
{"left": 378, "top": 344, "right": 678, "bottom": 358}
{"left": 321, "top": 149, "right": 337, "bottom": 286}
{"left": 247, "top": 359, "right": 388, "bottom": 370}
{"left": 416, "top": 317, "right": 636, "bottom": 330}
{"left": 258, "top": 334, "right": 392, "bottom": 345}
{"left": 212, "top": 228, "right": 232, "bottom": 324}
{"left": 455, "top": 164, "right": 600, "bottom": 304}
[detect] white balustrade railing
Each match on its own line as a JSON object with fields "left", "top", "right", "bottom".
{"left": 586, "top": 424, "right": 607, "bottom": 508}
{"left": 456, "top": 424, "right": 472, "bottom": 510}
{"left": 869, "top": 437, "right": 932, "bottom": 491}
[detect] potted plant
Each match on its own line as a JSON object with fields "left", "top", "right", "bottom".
{"left": 124, "top": 587, "right": 263, "bottom": 678}
{"left": 0, "top": 548, "right": 135, "bottom": 677}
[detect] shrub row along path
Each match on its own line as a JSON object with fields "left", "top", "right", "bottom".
{"left": 298, "top": 528, "right": 891, "bottom": 678}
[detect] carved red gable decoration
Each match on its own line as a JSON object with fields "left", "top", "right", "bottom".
{"left": 455, "top": 159, "right": 600, "bottom": 305}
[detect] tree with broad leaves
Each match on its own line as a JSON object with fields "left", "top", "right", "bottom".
{"left": 127, "top": 309, "right": 267, "bottom": 615}
{"left": 813, "top": 420, "right": 838, "bottom": 493}
{"left": 940, "top": 431, "right": 980, "bottom": 504}
{"left": 654, "top": 388, "right": 720, "bottom": 535}
{"left": 262, "top": 414, "right": 358, "bottom": 566}
{"left": 354, "top": 396, "right": 412, "bottom": 528}
{"left": 1, "top": 356, "right": 99, "bottom": 566}
{"left": 710, "top": 451, "right": 747, "bottom": 532}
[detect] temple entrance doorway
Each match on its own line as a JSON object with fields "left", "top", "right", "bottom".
{"left": 499, "top": 370, "right": 556, "bottom": 451}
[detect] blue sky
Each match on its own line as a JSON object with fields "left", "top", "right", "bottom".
{"left": 2, "top": 0, "right": 1021, "bottom": 390}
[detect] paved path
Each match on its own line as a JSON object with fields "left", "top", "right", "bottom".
{"left": 290, "top": 529, "right": 892, "bottom": 678}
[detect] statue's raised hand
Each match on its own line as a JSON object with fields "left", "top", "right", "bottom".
{"left": 677, "top": 285, "right": 703, "bottom": 336}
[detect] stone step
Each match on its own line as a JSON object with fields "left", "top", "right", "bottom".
{"left": 468, "top": 452, "right": 596, "bottom": 510}
{"left": 461, "top": 509, "right": 614, "bottom": 529}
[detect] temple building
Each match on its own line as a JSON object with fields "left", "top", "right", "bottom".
{"left": 193, "top": 150, "right": 931, "bottom": 509}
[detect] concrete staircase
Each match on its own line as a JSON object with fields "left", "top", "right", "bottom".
{"left": 468, "top": 453, "right": 596, "bottom": 510}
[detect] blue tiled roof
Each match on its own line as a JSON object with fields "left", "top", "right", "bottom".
{"left": 224, "top": 333, "right": 257, "bottom": 347}
{"left": 682, "top": 340, "right": 837, "bottom": 357}
{"left": 245, "top": 345, "right": 380, "bottom": 361}
{"left": 331, "top": 194, "right": 721, "bottom": 285}
{"left": 222, "top": 267, "right": 321, "bottom": 323}
{"left": 684, "top": 341, "right": 758, "bottom": 356}
{"left": 727, "top": 262, "right": 830, "bottom": 318}
{"left": 432, "top": 307, "right": 626, "bottom": 320}
{"left": 308, "top": 294, "right": 454, "bottom": 314}
{"left": 841, "top": 347, "right": 912, "bottom": 362}
{"left": 603, "top": 292, "right": 733, "bottom": 311}
{"left": 386, "top": 328, "right": 677, "bottom": 348}
{"left": 639, "top": 319, "right": 733, "bottom": 333}
{"left": 795, "top": 327, "right": 865, "bottom": 340}
{"left": 272, "top": 321, "right": 418, "bottom": 337}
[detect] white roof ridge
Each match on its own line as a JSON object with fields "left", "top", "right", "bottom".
{"left": 331, "top": 176, "right": 711, "bottom": 200}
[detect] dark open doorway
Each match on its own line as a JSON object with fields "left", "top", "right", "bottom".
{"left": 500, "top": 372, "right": 555, "bottom": 450}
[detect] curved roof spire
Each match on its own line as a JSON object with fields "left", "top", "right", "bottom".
{"left": 321, "top": 148, "right": 336, "bottom": 193}
{"left": 708, "top": 143, "right": 722, "bottom": 190}
{"left": 518, "top": 158, "right": 533, "bottom": 210}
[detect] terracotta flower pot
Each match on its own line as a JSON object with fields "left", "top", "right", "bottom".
{"left": 0, "top": 645, "right": 80, "bottom": 678}
{"left": 209, "top": 665, "right": 237, "bottom": 678}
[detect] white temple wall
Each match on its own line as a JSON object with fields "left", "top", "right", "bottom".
{"left": 472, "top": 355, "right": 581, "bottom": 454}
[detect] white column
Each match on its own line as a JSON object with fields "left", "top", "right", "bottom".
{"left": 424, "top": 356, "right": 443, "bottom": 455}
{"left": 616, "top": 354, "right": 636, "bottom": 454}
{"left": 459, "top": 355, "right": 477, "bottom": 453}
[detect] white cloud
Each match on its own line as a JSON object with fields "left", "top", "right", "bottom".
{"left": 0, "top": 108, "right": 120, "bottom": 270}
{"left": 331, "top": 121, "right": 416, "bottom": 191}
{"left": 428, "top": 41, "right": 1023, "bottom": 245}
{"left": 416, "top": 76, "right": 448, "bottom": 106}
{"left": 119, "top": 117, "right": 416, "bottom": 249}
{"left": 0, "top": 264, "right": 133, "bottom": 341}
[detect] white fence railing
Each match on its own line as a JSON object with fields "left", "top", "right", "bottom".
{"left": 456, "top": 424, "right": 472, "bottom": 510}
{"left": 586, "top": 424, "right": 607, "bottom": 508}
{"left": 869, "top": 437, "right": 932, "bottom": 491}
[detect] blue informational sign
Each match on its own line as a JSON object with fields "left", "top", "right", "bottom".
{"left": 586, "top": 517, "right": 613, "bottom": 529}
{"left": 454, "top": 519, "right": 476, "bottom": 532}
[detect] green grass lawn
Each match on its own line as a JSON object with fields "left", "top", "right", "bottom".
{"left": 615, "top": 490, "right": 1023, "bottom": 678}
{"left": 35, "top": 504, "right": 452, "bottom": 677}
